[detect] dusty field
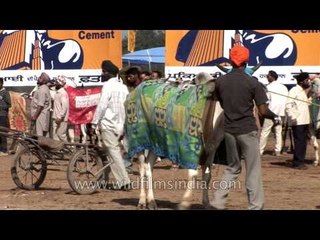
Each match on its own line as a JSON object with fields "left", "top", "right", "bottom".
{"left": 1, "top": 138, "right": 320, "bottom": 210}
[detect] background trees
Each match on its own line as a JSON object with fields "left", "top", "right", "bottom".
{"left": 122, "top": 30, "right": 165, "bottom": 54}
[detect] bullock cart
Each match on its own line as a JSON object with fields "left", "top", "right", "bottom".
{"left": 0, "top": 126, "right": 111, "bottom": 195}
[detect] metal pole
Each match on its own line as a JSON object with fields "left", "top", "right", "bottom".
{"left": 147, "top": 49, "right": 152, "bottom": 72}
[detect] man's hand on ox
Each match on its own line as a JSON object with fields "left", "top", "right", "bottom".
{"left": 273, "top": 116, "right": 282, "bottom": 126}
{"left": 291, "top": 119, "right": 298, "bottom": 126}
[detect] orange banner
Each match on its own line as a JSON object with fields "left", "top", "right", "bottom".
{"left": 166, "top": 30, "right": 320, "bottom": 67}
{"left": 0, "top": 30, "right": 122, "bottom": 70}
{"left": 0, "top": 30, "right": 122, "bottom": 86}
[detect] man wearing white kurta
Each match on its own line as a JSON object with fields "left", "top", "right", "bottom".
{"left": 31, "top": 73, "right": 52, "bottom": 137}
{"left": 52, "top": 75, "right": 69, "bottom": 142}
{"left": 260, "top": 71, "right": 288, "bottom": 156}
{"left": 91, "top": 60, "right": 131, "bottom": 190}
{"left": 285, "top": 72, "right": 311, "bottom": 169}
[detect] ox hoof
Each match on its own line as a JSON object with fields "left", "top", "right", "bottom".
{"left": 202, "top": 201, "right": 211, "bottom": 209}
{"left": 137, "top": 203, "right": 147, "bottom": 209}
{"left": 177, "top": 203, "right": 190, "bottom": 210}
{"left": 147, "top": 200, "right": 158, "bottom": 210}
{"left": 314, "top": 162, "right": 319, "bottom": 167}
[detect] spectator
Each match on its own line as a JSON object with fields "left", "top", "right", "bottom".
{"left": 125, "top": 67, "right": 142, "bottom": 92}
{"left": 151, "top": 70, "right": 162, "bottom": 80}
{"left": 52, "top": 75, "right": 69, "bottom": 142}
{"left": 140, "top": 71, "right": 151, "bottom": 81}
{"left": 30, "top": 72, "right": 52, "bottom": 137}
{"left": 0, "top": 77, "right": 11, "bottom": 156}
{"left": 260, "top": 70, "right": 288, "bottom": 156}
{"left": 285, "top": 72, "right": 311, "bottom": 170}
{"left": 91, "top": 60, "right": 131, "bottom": 189}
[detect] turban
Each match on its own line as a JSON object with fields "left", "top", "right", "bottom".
{"left": 293, "top": 72, "right": 309, "bottom": 83}
{"left": 57, "top": 75, "right": 66, "bottom": 86}
{"left": 230, "top": 46, "right": 250, "bottom": 66}
{"left": 101, "top": 60, "right": 119, "bottom": 75}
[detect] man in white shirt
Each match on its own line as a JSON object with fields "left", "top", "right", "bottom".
{"left": 91, "top": 60, "right": 131, "bottom": 190}
{"left": 52, "top": 75, "right": 69, "bottom": 142}
{"left": 285, "top": 72, "right": 311, "bottom": 169}
{"left": 260, "top": 70, "right": 289, "bottom": 156}
{"left": 31, "top": 72, "right": 52, "bottom": 137}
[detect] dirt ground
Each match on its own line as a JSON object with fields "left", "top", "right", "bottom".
{"left": 1, "top": 137, "right": 320, "bottom": 210}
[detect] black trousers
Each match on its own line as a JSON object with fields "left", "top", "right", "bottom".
{"left": 291, "top": 124, "right": 309, "bottom": 166}
{"left": 0, "top": 115, "right": 9, "bottom": 152}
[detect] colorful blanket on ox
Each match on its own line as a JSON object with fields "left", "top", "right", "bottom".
{"left": 125, "top": 80, "right": 213, "bottom": 170}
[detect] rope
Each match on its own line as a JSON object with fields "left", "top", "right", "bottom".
{"left": 267, "top": 89, "right": 320, "bottom": 124}
{"left": 267, "top": 90, "right": 320, "bottom": 107}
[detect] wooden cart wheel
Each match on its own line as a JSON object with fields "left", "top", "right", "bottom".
{"left": 11, "top": 145, "right": 47, "bottom": 190}
{"left": 67, "top": 149, "right": 104, "bottom": 195}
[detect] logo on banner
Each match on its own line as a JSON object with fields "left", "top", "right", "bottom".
{"left": 175, "top": 30, "right": 297, "bottom": 66}
{"left": 0, "top": 30, "right": 83, "bottom": 70}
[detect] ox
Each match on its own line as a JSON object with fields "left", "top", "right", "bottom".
{"left": 124, "top": 73, "right": 225, "bottom": 209}
{"left": 309, "top": 75, "right": 320, "bottom": 166}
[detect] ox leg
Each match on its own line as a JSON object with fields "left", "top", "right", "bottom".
{"left": 201, "top": 145, "right": 221, "bottom": 208}
{"left": 202, "top": 152, "right": 215, "bottom": 208}
{"left": 202, "top": 130, "right": 225, "bottom": 208}
{"left": 95, "top": 128, "right": 102, "bottom": 148}
{"left": 80, "top": 124, "right": 87, "bottom": 144}
{"left": 68, "top": 125, "right": 75, "bottom": 143}
{"left": 137, "top": 152, "right": 147, "bottom": 209}
{"left": 311, "top": 136, "right": 319, "bottom": 166}
{"left": 178, "top": 169, "right": 198, "bottom": 210}
{"left": 145, "top": 151, "right": 157, "bottom": 209}
{"left": 202, "top": 163, "right": 213, "bottom": 209}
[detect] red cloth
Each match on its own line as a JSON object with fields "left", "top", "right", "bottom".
{"left": 230, "top": 46, "right": 250, "bottom": 66}
{"left": 65, "top": 86, "right": 102, "bottom": 125}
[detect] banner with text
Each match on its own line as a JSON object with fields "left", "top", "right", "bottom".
{"left": 66, "top": 86, "right": 102, "bottom": 125}
{"left": 0, "top": 30, "right": 121, "bottom": 87}
{"left": 166, "top": 30, "right": 320, "bottom": 85}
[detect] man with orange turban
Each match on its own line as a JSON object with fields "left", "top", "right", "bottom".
{"left": 216, "top": 45, "right": 262, "bottom": 75}
{"left": 229, "top": 45, "right": 250, "bottom": 67}
{"left": 210, "top": 46, "right": 277, "bottom": 210}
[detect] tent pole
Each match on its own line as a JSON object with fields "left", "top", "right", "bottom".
{"left": 147, "top": 49, "right": 152, "bottom": 71}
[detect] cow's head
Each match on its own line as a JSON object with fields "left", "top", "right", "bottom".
{"left": 310, "top": 74, "right": 320, "bottom": 98}
{"left": 194, "top": 72, "right": 216, "bottom": 96}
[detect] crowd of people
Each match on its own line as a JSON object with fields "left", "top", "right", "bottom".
{"left": 0, "top": 62, "right": 165, "bottom": 189}
{"left": 0, "top": 47, "right": 319, "bottom": 209}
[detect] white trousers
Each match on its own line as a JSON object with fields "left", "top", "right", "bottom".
{"left": 101, "top": 129, "right": 131, "bottom": 188}
{"left": 52, "top": 121, "right": 68, "bottom": 142}
{"left": 259, "top": 118, "right": 282, "bottom": 154}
